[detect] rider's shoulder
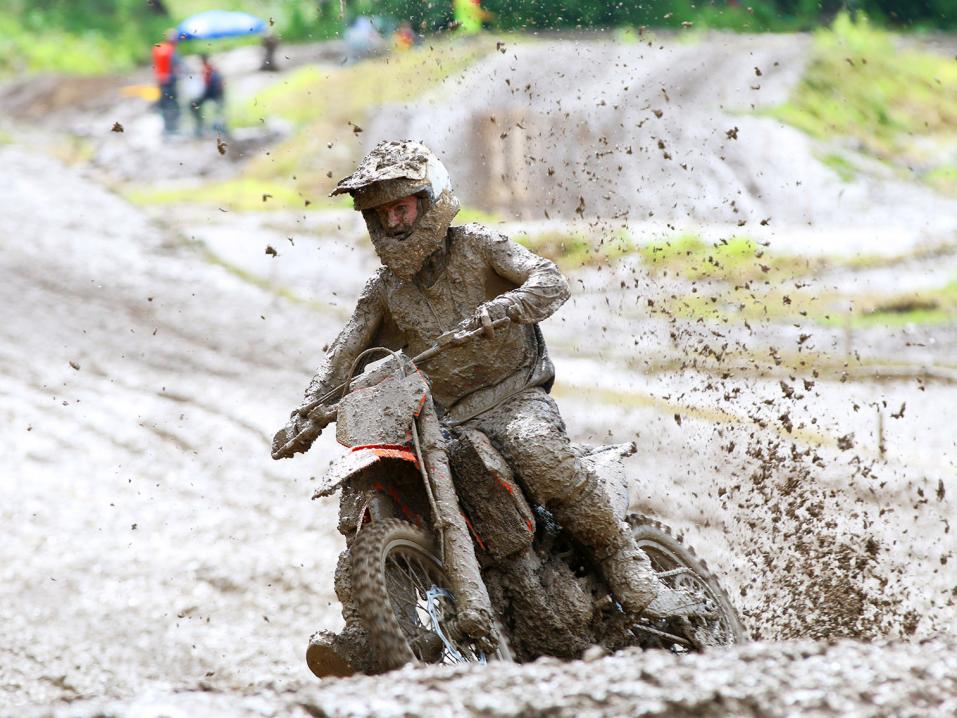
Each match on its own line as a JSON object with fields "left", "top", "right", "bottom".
{"left": 450, "top": 222, "right": 510, "bottom": 250}
{"left": 360, "top": 268, "right": 390, "bottom": 297}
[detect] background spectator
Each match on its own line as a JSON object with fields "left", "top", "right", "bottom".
{"left": 151, "top": 28, "right": 182, "bottom": 136}
{"left": 189, "top": 53, "right": 226, "bottom": 138}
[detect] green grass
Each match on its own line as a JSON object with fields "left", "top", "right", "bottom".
{"left": 125, "top": 178, "right": 325, "bottom": 211}
{"left": 855, "top": 307, "right": 952, "bottom": 327}
{"left": 925, "top": 165, "right": 957, "bottom": 197}
{"left": 820, "top": 152, "right": 858, "bottom": 182}
{"left": 232, "top": 41, "right": 489, "bottom": 130}
{"left": 769, "top": 13, "right": 957, "bottom": 189}
{"left": 636, "top": 231, "right": 957, "bottom": 330}
{"left": 657, "top": 270, "right": 957, "bottom": 331}
{"left": 0, "top": 14, "right": 151, "bottom": 74}
{"left": 457, "top": 206, "right": 503, "bottom": 225}
{"left": 852, "top": 277, "right": 957, "bottom": 327}
{"left": 640, "top": 233, "right": 821, "bottom": 282}
{"left": 515, "top": 229, "right": 636, "bottom": 269}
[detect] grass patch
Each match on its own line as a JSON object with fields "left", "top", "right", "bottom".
{"left": 769, "top": 13, "right": 957, "bottom": 189}
{"left": 925, "top": 165, "right": 957, "bottom": 197}
{"left": 853, "top": 277, "right": 957, "bottom": 327}
{"left": 659, "top": 274, "right": 957, "bottom": 331}
{"left": 640, "top": 233, "right": 821, "bottom": 282}
{"left": 515, "top": 229, "right": 636, "bottom": 269}
{"left": 855, "top": 306, "right": 951, "bottom": 327}
{"left": 820, "top": 152, "right": 857, "bottom": 182}
{"left": 456, "top": 206, "right": 503, "bottom": 225}
{"left": 233, "top": 41, "right": 490, "bottom": 129}
{"left": 125, "top": 177, "right": 322, "bottom": 211}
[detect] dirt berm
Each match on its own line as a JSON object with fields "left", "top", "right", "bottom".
{"left": 27, "top": 639, "right": 957, "bottom": 717}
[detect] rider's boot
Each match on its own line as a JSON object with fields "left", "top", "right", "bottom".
{"left": 306, "top": 623, "right": 371, "bottom": 678}
{"left": 553, "top": 478, "right": 699, "bottom": 619}
{"left": 600, "top": 537, "right": 705, "bottom": 619}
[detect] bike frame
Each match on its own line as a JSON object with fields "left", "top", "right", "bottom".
{"left": 300, "top": 321, "right": 512, "bottom": 644}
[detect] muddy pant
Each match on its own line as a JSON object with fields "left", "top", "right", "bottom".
{"left": 463, "top": 387, "right": 631, "bottom": 558}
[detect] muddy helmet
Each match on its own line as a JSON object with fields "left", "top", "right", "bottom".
{"left": 332, "top": 140, "right": 460, "bottom": 281}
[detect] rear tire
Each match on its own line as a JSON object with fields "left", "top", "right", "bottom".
{"left": 351, "top": 518, "right": 503, "bottom": 672}
{"left": 628, "top": 513, "right": 747, "bottom": 648}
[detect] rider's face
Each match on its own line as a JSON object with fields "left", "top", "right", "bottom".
{"left": 374, "top": 195, "right": 419, "bottom": 238}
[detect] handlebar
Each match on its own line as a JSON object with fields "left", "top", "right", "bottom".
{"left": 273, "top": 315, "right": 512, "bottom": 460}
{"left": 409, "top": 314, "right": 510, "bottom": 366}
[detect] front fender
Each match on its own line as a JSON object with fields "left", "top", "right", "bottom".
{"left": 312, "top": 445, "right": 419, "bottom": 499}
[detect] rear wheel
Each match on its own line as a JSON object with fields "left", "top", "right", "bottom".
{"left": 628, "top": 513, "right": 747, "bottom": 650}
{"left": 351, "top": 518, "right": 502, "bottom": 672}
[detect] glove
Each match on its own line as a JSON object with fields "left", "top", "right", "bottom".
{"left": 271, "top": 409, "right": 321, "bottom": 459}
{"left": 462, "top": 298, "right": 516, "bottom": 333}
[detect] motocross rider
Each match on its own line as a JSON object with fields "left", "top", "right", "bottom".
{"left": 272, "top": 140, "right": 689, "bottom": 676}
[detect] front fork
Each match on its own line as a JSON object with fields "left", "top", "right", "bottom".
{"left": 413, "top": 397, "right": 496, "bottom": 645}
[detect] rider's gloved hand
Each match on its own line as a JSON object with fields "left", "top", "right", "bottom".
{"left": 462, "top": 298, "right": 516, "bottom": 333}
{"left": 271, "top": 408, "right": 321, "bottom": 459}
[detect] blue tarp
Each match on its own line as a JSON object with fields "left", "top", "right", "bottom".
{"left": 177, "top": 10, "right": 266, "bottom": 41}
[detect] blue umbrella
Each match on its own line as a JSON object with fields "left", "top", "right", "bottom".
{"left": 177, "top": 10, "right": 267, "bottom": 41}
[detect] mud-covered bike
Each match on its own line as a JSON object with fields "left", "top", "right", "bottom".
{"left": 274, "top": 317, "right": 746, "bottom": 673}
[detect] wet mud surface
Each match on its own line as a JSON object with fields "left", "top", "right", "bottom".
{"left": 2, "top": 33, "right": 956, "bottom": 717}
{"left": 26, "top": 639, "right": 957, "bottom": 717}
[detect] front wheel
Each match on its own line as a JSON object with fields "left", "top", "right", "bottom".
{"left": 351, "top": 518, "right": 503, "bottom": 672}
{"left": 628, "top": 513, "right": 748, "bottom": 649}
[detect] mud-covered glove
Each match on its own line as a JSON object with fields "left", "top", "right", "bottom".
{"left": 271, "top": 408, "right": 322, "bottom": 460}
{"left": 462, "top": 297, "right": 517, "bottom": 335}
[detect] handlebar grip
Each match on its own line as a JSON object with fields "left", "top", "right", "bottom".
{"left": 272, "top": 414, "right": 328, "bottom": 460}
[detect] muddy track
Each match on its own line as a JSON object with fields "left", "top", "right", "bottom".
{"left": 27, "top": 639, "right": 957, "bottom": 717}
{"left": 3, "top": 139, "right": 955, "bottom": 716}
{"left": 3, "top": 34, "right": 957, "bottom": 717}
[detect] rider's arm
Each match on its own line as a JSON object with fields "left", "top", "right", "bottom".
{"left": 298, "top": 272, "right": 387, "bottom": 412}
{"left": 480, "top": 231, "right": 571, "bottom": 324}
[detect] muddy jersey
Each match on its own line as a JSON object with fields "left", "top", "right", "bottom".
{"left": 302, "top": 223, "right": 570, "bottom": 419}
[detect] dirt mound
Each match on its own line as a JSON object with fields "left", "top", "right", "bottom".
{"left": 367, "top": 34, "right": 957, "bottom": 248}
{"left": 34, "top": 638, "right": 957, "bottom": 717}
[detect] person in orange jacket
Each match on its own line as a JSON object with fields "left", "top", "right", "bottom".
{"left": 152, "top": 29, "right": 182, "bottom": 137}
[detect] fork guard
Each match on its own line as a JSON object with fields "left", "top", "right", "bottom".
{"left": 312, "top": 445, "right": 419, "bottom": 500}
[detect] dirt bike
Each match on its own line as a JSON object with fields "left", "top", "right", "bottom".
{"left": 274, "top": 317, "right": 746, "bottom": 673}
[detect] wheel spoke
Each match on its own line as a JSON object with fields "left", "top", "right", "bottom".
{"left": 385, "top": 559, "right": 427, "bottom": 633}
{"left": 633, "top": 540, "right": 741, "bottom": 650}
{"left": 371, "top": 533, "right": 496, "bottom": 668}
